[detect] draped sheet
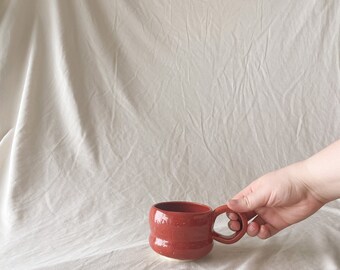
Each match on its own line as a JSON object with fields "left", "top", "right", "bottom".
{"left": 0, "top": 1, "right": 340, "bottom": 269}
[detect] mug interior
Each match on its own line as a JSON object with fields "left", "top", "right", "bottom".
{"left": 154, "top": 201, "right": 211, "bottom": 213}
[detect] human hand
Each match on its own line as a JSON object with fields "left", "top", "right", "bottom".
{"left": 227, "top": 163, "right": 325, "bottom": 239}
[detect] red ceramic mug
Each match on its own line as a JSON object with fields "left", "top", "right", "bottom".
{"left": 149, "top": 201, "right": 248, "bottom": 260}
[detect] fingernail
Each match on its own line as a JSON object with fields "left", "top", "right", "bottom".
{"left": 249, "top": 222, "right": 257, "bottom": 232}
{"left": 228, "top": 199, "right": 239, "bottom": 206}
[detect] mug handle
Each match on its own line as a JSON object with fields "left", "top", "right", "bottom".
{"left": 212, "top": 205, "right": 248, "bottom": 244}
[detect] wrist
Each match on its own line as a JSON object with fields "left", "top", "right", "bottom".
{"left": 296, "top": 158, "right": 340, "bottom": 204}
{"left": 285, "top": 161, "right": 330, "bottom": 204}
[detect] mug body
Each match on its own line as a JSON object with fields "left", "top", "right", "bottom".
{"left": 149, "top": 201, "right": 213, "bottom": 260}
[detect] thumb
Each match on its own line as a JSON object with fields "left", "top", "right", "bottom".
{"left": 227, "top": 190, "right": 269, "bottom": 212}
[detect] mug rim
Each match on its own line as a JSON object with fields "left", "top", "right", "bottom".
{"left": 152, "top": 201, "right": 212, "bottom": 215}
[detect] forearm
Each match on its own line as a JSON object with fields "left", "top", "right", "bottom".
{"left": 300, "top": 139, "right": 340, "bottom": 203}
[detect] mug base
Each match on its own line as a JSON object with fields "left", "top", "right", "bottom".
{"left": 150, "top": 238, "right": 213, "bottom": 261}
{"left": 161, "top": 255, "right": 194, "bottom": 262}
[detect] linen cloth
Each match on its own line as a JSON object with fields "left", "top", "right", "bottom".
{"left": 1, "top": 1, "right": 340, "bottom": 269}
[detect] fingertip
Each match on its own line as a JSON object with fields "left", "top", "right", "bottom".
{"left": 227, "top": 199, "right": 246, "bottom": 212}
{"left": 247, "top": 222, "right": 260, "bottom": 237}
{"left": 227, "top": 199, "right": 239, "bottom": 208}
{"left": 227, "top": 212, "right": 238, "bottom": 221}
{"left": 257, "top": 225, "right": 271, "bottom": 239}
{"left": 228, "top": 220, "right": 241, "bottom": 231}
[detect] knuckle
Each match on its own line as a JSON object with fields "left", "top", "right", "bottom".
{"left": 243, "top": 196, "right": 252, "bottom": 209}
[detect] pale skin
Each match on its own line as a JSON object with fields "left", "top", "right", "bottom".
{"left": 227, "top": 139, "right": 340, "bottom": 239}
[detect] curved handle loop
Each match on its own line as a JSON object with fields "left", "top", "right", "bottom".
{"left": 212, "top": 205, "right": 248, "bottom": 244}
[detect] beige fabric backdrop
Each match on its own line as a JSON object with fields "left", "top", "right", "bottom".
{"left": 0, "top": 0, "right": 340, "bottom": 269}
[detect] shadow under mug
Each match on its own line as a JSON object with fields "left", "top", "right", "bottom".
{"left": 149, "top": 201, "right": 248, "bottom": 260}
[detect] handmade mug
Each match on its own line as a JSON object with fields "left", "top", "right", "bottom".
{"left": 149, "top": 201, "right": 248, "bottom": 260}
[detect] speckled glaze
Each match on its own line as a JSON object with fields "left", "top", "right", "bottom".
{"left": 149, "top": 201, "right": 247, "bottom": 260}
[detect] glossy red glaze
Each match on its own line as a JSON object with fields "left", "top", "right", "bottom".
{"left": 149, "top": 201, "right": 247, "bottom": 260}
